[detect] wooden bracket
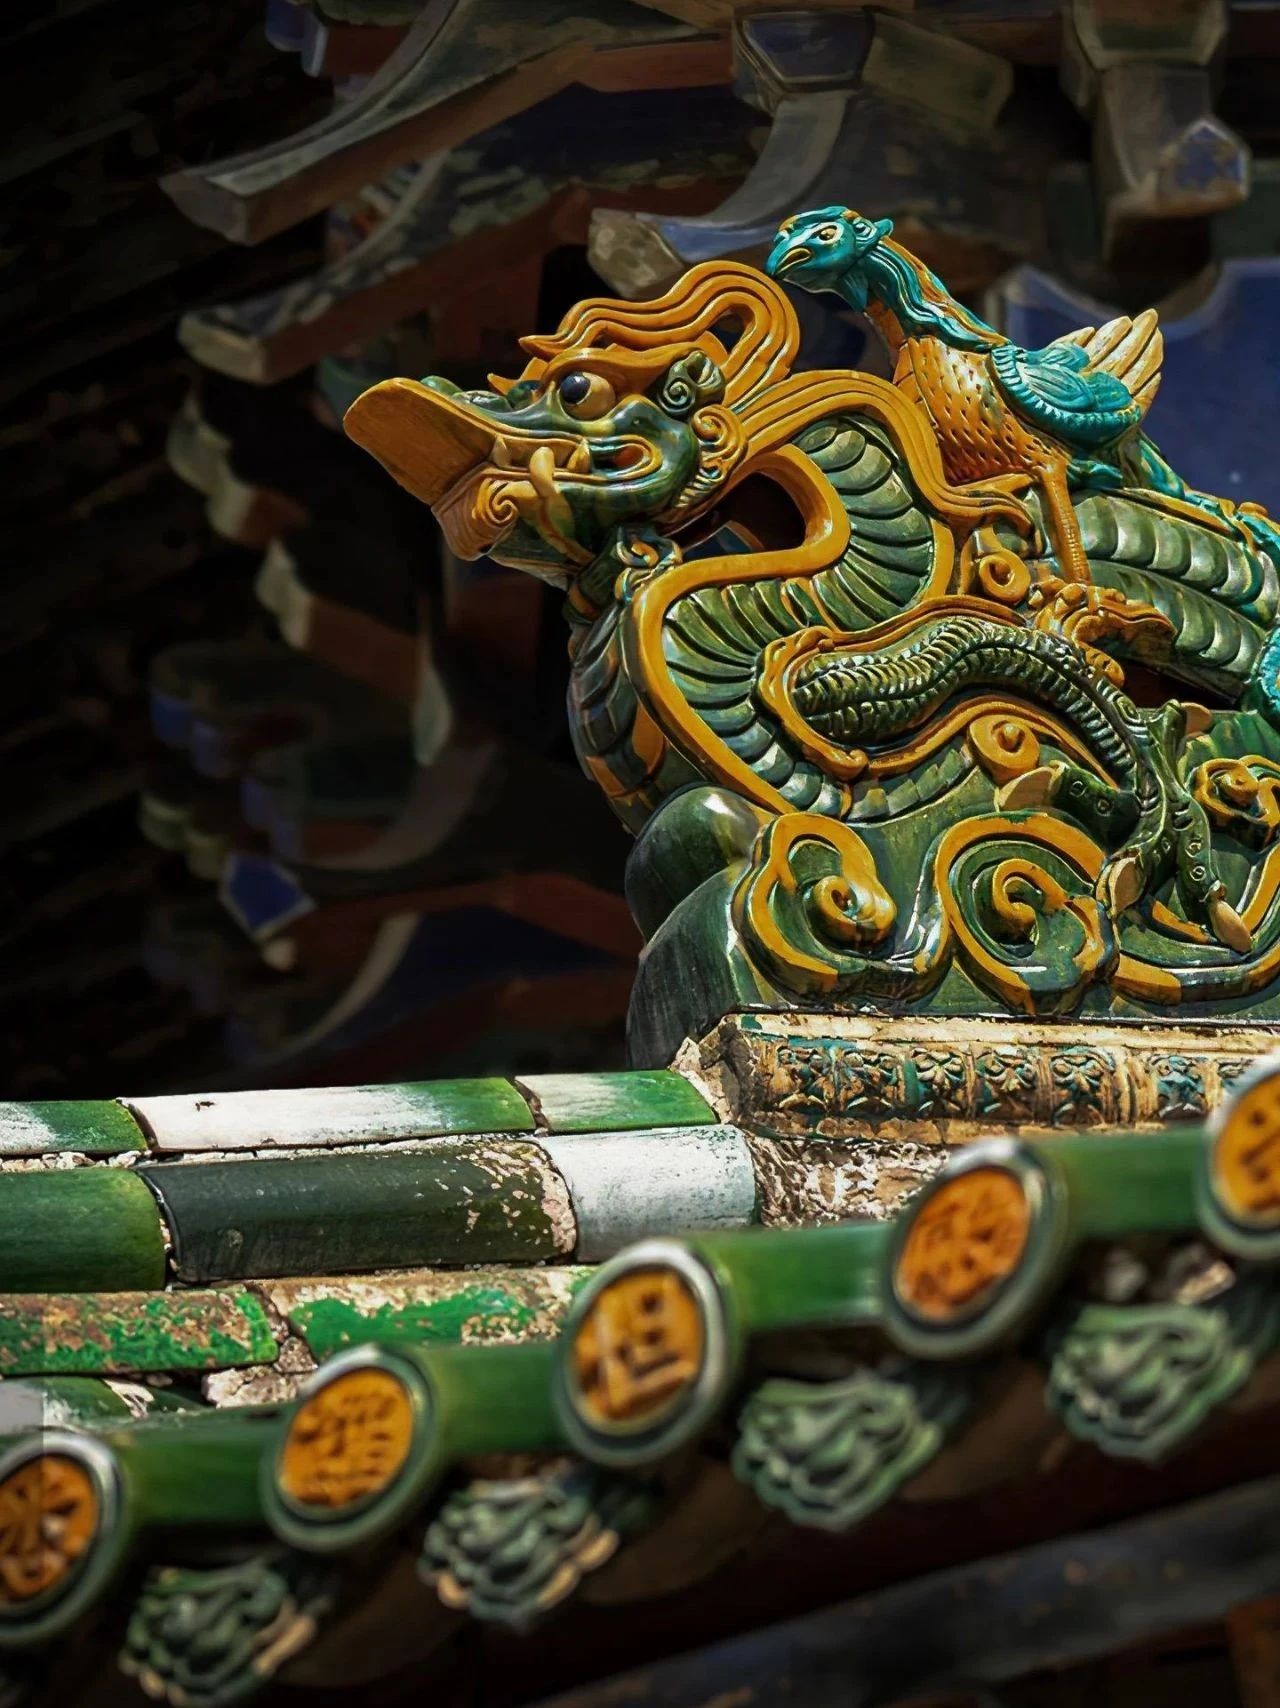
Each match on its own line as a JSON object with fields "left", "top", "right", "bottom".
{"left": 1061, "top": 0, "right": 1250, "bottom": 267}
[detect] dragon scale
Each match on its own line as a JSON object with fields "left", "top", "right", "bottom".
{"left": 792, "top": 616, "right": 1146, "bottom": 790}
{"left": 571, "top": 413, "right": 943, "bottom": 826}
{"left": 568, "top": 411, "right": 1260, "bottom": 831}
{"left": 574, "top": 413, "right": 1216, "bottom": 828}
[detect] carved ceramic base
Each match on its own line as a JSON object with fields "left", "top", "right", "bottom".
{"left": 694, "top": 1012, "right": 1280, "bottom": 1143}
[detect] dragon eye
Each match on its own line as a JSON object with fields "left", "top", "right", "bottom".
{"left": 815, "top": 225, "right": 842, "bottom": 242}
{"left": 557, "top": 371, "right": 615, "bottom": 420}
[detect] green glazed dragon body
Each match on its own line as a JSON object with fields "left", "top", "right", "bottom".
{"left": 345, "top": 221, "right": 1280, "bottom": 1058}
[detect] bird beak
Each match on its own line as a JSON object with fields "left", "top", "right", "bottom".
{"left": 773, "top": 244, "right": 812, "bottom": 274}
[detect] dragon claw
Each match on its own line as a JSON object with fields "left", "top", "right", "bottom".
{"left": 1100, "top": 853, "right": 1143, "bottom": 917}
{"left": 1098, "top": 823, "right": 1250, "bottom": 952}
{"left": 994, "top": 763, "right": 1065, "bottom": 811}
{"left": 1208, "top": 893, "right": 1253, "bottom": 954}
{"left": 1182, "top": 702, "right": 1214, "bottom": 738}
{"left": 1009, "top": 751, "right": 1250, "bottom": 950}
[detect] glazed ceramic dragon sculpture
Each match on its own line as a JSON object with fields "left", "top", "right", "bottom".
{"left": 346, "top": 215, "right": 1280, "bottom": 1056}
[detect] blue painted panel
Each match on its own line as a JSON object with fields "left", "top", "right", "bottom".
{"left": 190, "top": 720, "right": 237, "bottom": 780}
{"left": 304, "top": 907, "right": 617, "bottom": 1061}
{"left": 738, "top": 11, "right": 873, "bottom": 90}
{"left": 150, "top": 690, "right": 192, "bottom": 749}
{"left": 221, "top": 854, "right": 315, "bottom": 941}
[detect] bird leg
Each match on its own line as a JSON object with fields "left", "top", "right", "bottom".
{"left": 1035, "top": 454, "right": 1092, "bottom": 583}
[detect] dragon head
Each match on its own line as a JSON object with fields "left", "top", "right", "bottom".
{"left": 344, "top": 263, "right": 800, "bottom": 589}
{"left": 765, "top": 207, "right": 893, "bottom": 308}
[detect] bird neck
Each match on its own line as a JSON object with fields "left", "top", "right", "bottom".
{"left": 857, "top": 240, "right": 1003, "bottom": 358}
{"left": 863, "top": 298, "right": 912, "bottom": 360}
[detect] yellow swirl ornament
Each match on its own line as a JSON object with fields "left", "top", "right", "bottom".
{"left": 732, "top": 811, "right": 896, "bottom": 996}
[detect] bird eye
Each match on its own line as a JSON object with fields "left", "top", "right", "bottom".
{"left": 557, "top": 371, "right": 615, "bottom": 420}
{"left": 815, "top": 225, "right": 841, "bottom": 242}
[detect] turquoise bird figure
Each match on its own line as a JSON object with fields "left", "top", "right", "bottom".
{"left": 765, "top": 206, "right": 1162, "bottom": 582}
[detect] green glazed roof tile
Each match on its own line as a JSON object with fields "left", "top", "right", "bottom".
{"left": 126, "top": 1076, "right": 534, "bottom": 1152}
{"left": 139, "top": 1141, "right": 574, "bottom": 1282}
{"left": 271, "top": 1266, "right": 589, "bottom": 1360}
{"left": 515, "top": 1070, "right": 717, "bottom": 1133}
{"left": 0, "top": 1377, "right": 198, "bottom": 1433}
{"left": 0, "top": 1170, "right": 167, "bottom": 1292}
{"left": 0, "top": 1289, "right": 278, "bottom": 1377}
{"left": 0, "top": 1099, "right": 145, "bottom": 1157}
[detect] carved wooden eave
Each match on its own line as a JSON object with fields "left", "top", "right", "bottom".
{"left": 159, "top": 0, "right": 729, "bottom": 245}
{"left": 1061, "top": 0, "right": 1250, "bottom": 268}
{"left": 175, "top": 89, "right": 754, "bottom": 386}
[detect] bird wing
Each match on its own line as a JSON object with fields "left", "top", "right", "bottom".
{"left": 992, "top": 307, "right": 1161, "bottom": 448}
{"left": 992, "top": 336, "right": 1143, "bottom": 446}
{"left": 1010, "top": 342, "right": 1097, "bottom": 411}
{"left": 1060, "top": 309, "right": 1163, "bottom": 414}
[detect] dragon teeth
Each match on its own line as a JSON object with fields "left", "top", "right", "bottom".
{"left": 490, "top": 437, "right": 589, "bottom": 479}
{"left": 529, "top": 445, "right": 559, "bottom": 498}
